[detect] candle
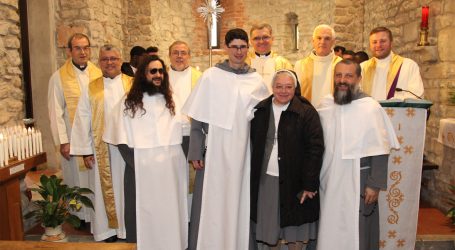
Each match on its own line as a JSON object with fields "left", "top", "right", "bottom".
{"left": 3, "top": 136, "right": 8, "bottom": 166}
{"left": 0, "top": 134, "right": 3, "bottom": 167}
{"left": 38, "top": 131, "right": 43, "bottom": 153}
{"left": 421, "top": 6, "right": 429, "bottom": 29}
{"left": 17, "top": 135, "right": 22, "bottom": 161}
{"left": 8, "top": 133, "right": 13, "bottom": 158}
{"left": 21, "top": 134, "right": 25, "bottom": 160}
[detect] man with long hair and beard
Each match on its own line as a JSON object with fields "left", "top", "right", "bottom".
{"left": 316, "top": 60, "right": 400, "bottom": 250}
{"left": 105, "top": 55, "right": 188, "bottom": 250}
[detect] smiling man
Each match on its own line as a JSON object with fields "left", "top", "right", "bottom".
{"left": 317, "top": 60, "right": 400, "bottom": 250}
{"left": 48, "top": 33, "right": 102, "bottom": 227}
{"left": 183, "top": 28, "right": 269, "bottom": 250}
{"left": 70, "top": 44, "right": 132, "bottom": 243}
{"left": 294, "top": 24, "right": 342, "bottom": 107}
{"left": 246, "top": 23, "right": 293, "bottom": 93}
{"left": 360, "top": 27, "right": 424, "bottom": 100}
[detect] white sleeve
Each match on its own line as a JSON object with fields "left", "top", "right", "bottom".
{"left": 406, "top": 60, "right": 424, "bottom": 98}
{"left": 47, "top": 72, "right": 69, "bottom": 145}
{"left": 69, "top": 86, "right": 94, "bottom": 155}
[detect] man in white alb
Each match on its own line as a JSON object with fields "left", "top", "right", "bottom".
{"left": 361, "top": 26, "right": 424, "bottom": 100}
{"left": 48, "top": 33, "right": 101, "bottom": 224}
{"left": 246, "top": 23, "right": 293, "bottom": 93}
{"left": 70, "top": 44, "right": 132, "bottom": 242}
{"left": 294, "top": 24, "right": 342, "bottom": 107}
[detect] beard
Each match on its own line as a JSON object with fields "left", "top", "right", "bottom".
{"left": 333, "top": 82, "right": 360, "bottom": 105}
{"left": 142, "top": 78, "right": 162, "bottom": 95}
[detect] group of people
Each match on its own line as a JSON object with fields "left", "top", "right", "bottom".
{"left": 47, "top": 22, "right": 424, "bottom": 250}
{"left": 334, "top": 45, "right": 370, "bottom": 64}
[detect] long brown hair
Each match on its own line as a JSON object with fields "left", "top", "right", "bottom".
{"left": 124, "top": 55, "right": 175, "bottom": 117}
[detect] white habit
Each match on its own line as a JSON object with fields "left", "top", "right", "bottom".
{"left": 182, "top": 67, "right": 268, "bottom": 250}
{"left": 106, "top": 93, "right": 188, "bottom": 250}
{"left": 48, "top": 64, "right": 91, "bottom": 221}
{"left": 316, "top": 95, "right": 400, "bottom": 250}
{"left": 70, "top": 75, "right": 126, "bottom": 241}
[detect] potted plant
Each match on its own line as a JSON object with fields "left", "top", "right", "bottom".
{"left": 25, "top": 174, "right": 94, "bottom": 242}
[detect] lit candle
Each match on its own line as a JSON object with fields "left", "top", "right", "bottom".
{"left": 421, "top": 6, "right": 429, "bottom": 29}
{"left": 21, "top": 134, "right": 25, "bottom": 160}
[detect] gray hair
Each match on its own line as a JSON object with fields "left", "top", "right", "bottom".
{"left": 313, "top": 24, "right": 336, "bottom": 39}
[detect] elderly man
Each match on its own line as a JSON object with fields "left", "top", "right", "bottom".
{"left": 361, "top": 27, "right": 424, "bottom": 100}
{"left": 317, "top": 60, "right": 400, "bottom": 250}
{"left": 183, "top": 28, "right": 269, "bottom": 250}
{"left": 121, "top": 45, "right": 146, "bottom": 77}
{"left": 71, "top": 44, "right": 132, "bottom": 242}
{"left": 106, "top": 55, "right": 188, "bottom": 250}
{"left": 48, "top": 33, "right": 101, "bottom": 225}
{"left": 294, "top": 24, "right": 342, "bottom": 107}
{"left": 250, "top": 70, "right": 324, "bottom": 250}
{"left": 246, "top": 23, "right": 293, "bottom": 93}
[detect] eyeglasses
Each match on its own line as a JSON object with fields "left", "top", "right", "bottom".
{"left": 149, "top": 68, "right": 164, "bottom": 74}
{"left": 228, "top": 45, "right": 249, "bottom": 51}
{"left": 171, "top": 50, "right": 189, "bottom": 57}
{"left": 73, "top": 46, "right": 91, "bottom": 53}
{"left": 252, "top": 36, "right": 271, "bottom": 42}
{"left": 100, "top": 57, "right": 120, "bottom": 63}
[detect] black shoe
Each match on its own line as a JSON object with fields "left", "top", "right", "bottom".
{"left": 103, "top": 235, "right": 118, "bottom": 243}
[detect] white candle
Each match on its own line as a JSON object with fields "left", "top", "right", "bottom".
{"left": 17, "top": 135, "right": 22, "bottom": 161}
{"left": 12, "top": 133, "right": 16, "bottom": 157}
{"left": 0, "top": 134, "right": 4, "bottom": 167}
{"left": 38, "top": 131, "right": 43, "bottom": 153}
{"left": 20, "top": 135, "right": 25, "bottom": 160}
{"left": 4, "top": 136, "right": 8, "bottom": 166}
{"left": 8, "top": 133, "right": 13, "bottom": 158}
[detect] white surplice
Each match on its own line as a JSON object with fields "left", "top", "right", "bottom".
{"left": 316, "top": 95, "right": 400, "bottom": 250}
{"left": 360, "top": 53, "right": 424, "bottom": 100}
{"left": 47, "top": 65, "right": 90, "bottom": 221}
{"left": 70, "top": 75, "right": 126, "bottom": 241}
{"left": 182, "top": 67, "right": 268, "bottom": 250}
{"left": 105, "top": 93, "right": 188, "bottom": 250}
{"left": 250, "top": 55, "right": 278, "bottom": 94}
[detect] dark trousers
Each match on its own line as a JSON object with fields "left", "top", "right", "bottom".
{"left": 117, "top": 144, "right": 136, "bottom": 243}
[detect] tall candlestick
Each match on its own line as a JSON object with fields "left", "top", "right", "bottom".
{"left": 421, "top": 6, "right": 429, "bottom": 29}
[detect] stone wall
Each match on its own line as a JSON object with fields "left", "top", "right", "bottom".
{"left": 0, "top": 0, "right": 24, "bottom": 126}
{"left": 364, "top": 0, "right": 455, "bottom": 212}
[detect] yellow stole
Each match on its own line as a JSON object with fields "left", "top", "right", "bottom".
{"left": 191, "top": 67, "right": 202, "bottom": 89}
{"left": 59, "top": 59, "right": 102, "bottom": 124}
{"left": 88, "top": 74, "right": 133, "bottom": 228}
{"left": 299, "top": 54, "right": 342, "bottom": 101}
{"left": 245, "top": 51, "right": 293, "bottom": 70}
{"left": 361, "top": 53, "right": 404, "bottom": 97}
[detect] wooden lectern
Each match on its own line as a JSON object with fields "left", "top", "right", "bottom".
{"left": 0, "top": 153, "right": 46, "bottom": 240}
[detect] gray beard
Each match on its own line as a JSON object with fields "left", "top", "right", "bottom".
{"left": 333, "top": 83, "right": 360, "bottom": 105}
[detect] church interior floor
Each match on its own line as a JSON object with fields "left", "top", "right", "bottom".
{"left": 23, "top": 169, "right": 455, "bottom": 246}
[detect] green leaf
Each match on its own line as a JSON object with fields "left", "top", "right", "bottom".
{"left": 65, "top": 214, "right": 81, "bottom": 228}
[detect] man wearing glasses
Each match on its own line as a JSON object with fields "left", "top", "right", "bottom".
{"left": 71, "top": 44, "right": 132, "bottom": 243}
{"left": 294, "top": 24, "right": 342, "bottom": 107}
{"left": 183, "top": 28, "right": 268, "bottom": 250}
{"left": 48, "top": 33, "right": 101, "bottom": 229}
{"left": 246, "top": 23, "right": 293, "bottom": 93}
